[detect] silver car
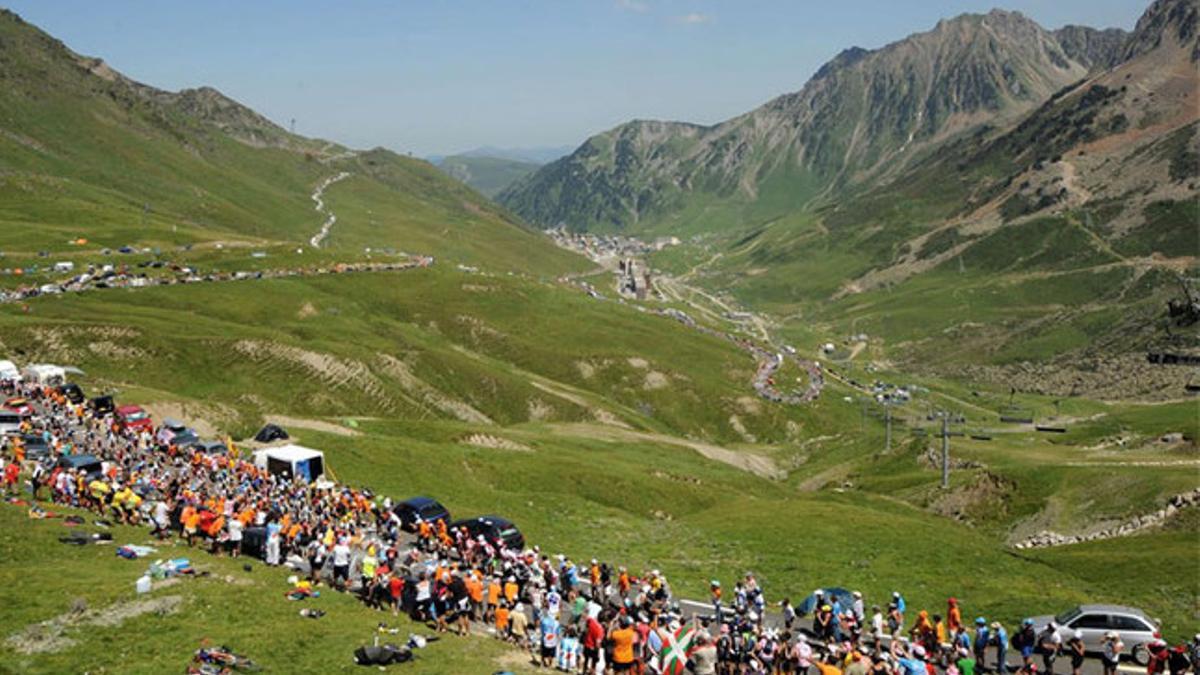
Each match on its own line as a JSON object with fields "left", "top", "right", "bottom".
{"left": 1028, "top": 604, "right": 1161, "bottom": 665}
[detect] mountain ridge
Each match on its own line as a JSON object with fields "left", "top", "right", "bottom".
{"left": 499, "top": 8, "right": 1107, "bottom": 231}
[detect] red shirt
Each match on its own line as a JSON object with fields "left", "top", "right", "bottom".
{"left": 584, "top": 617, "right": 605, "bottom": 649}
{"left": 389, "top": 577, "right": 404, "bottom": 599}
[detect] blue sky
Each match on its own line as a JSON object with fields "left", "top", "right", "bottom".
{"left": 6, "top": 0, "right": 1148, "bottom": 157}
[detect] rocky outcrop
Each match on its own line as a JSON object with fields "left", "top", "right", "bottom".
{"left": 1013, "top": 487, "right": 1200, "bottom": 549}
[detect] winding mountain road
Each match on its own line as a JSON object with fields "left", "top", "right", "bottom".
{"left": 309, "top": 171, "right": 352, "bottom": 248}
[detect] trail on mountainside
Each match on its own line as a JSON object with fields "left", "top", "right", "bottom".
{"left": 309, "top": 171, "right": 351, "bottom": 248}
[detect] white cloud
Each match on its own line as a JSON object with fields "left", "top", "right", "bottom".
{"left": 676, "top": 12, "right": 712, "bottom": 25}
{"left": 616, "top": 0, "right": 649, "bottom": 13}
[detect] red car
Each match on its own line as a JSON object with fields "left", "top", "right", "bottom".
{"left": 115, "top": 405, "right": 154, "bottom": 433}
{"left": 3, "top": 397, "right": 34, "bottom": 417}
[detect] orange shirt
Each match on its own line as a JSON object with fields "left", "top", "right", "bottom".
{"left": 488, "top": 582, "right": 501, "bottom": 605}
{"left": 466, "top": 577, "right": 483, "bottom": 602}
{"left": 611, "top": 627, "right": 637, "bottom": 664}
{"left": 496, "top": 607, "right": 510, "bottom": 631}
{"left": 504, "top": 581, "right": 518, "bottom": 603}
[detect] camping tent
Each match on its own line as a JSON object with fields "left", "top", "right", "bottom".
{"left": 21, "top": 363, "right": 65, "bottom": 385}
{"left": 253, "top": 423, "right": 289, "bottom": 443}
{"left": 252, "top": 444, "right": 325, "bottom": 482}
{"left": 0, "top": 360, "right": 20, "bottom": 382}
{"left": 797, "top": 587, "right": 855, "bottom": 615}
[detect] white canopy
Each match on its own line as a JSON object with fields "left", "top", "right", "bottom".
{"left": 21, "top": 363, "right": 65, "bottom": 385}
{"left": 0, "top": 360, "right": 20, "bottom": 381}
{"left": 252, "top": 443, "right": 326, "bottom": 481}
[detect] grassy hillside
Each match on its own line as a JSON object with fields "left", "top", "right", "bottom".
{"left": 0, "top": 9, "right": 582, "bottom": 276}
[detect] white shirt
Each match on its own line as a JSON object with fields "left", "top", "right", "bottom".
{"left": 333, "top": 543, "right": 351, "bottom": 566}
{"left": 228, "top": 519, "right": 243, "bottom": 542}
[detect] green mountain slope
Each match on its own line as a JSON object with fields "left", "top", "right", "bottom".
{"left": 0, "top": 9, "right": 583, "bottom": 276}
{"left": 500, "top": 9, "right": 1101, "bottom": 232}
{"left": 653, "top": 0, "right": 1198, "bottom": 396}
{"left": 437, "top": 154, "right": 541, "bottom": 197}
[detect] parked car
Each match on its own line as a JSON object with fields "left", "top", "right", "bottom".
{"left": 190, "top": 440, "right": 228, "bottom": 455}
{"left": 57, "top": 383, "right": 85, "bottom": 405}
{"left": 156, "top": 418, "right": 198, "bottom": 447}
{"left": 115, "top": 405, "right": 154, "bottom": 434}
{"left": 90, "top": 395, "right": 115, "bottom": 417}
{"left": 18, "top": 433, "right": 51, "bottom": 460}
{"left": 1028, "top": 605, "right": 1161, "bottom": 664}
{"left": 448, "top": 515, "right": 525, "bottom": 550}
{"left": 0, "top": 411, "right": 22, "bottom": 436}
{"left": 3, "top": 397, "right": 34, "bottom": 417}
{"left": 57, "top": 453, "right": 103, "bottom": 480}
{"left": 392, "top": 497, "right": 450, "bottom": 531}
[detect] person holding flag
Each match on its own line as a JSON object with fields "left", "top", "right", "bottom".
{"left": 656, "top": 617, "right": 698, "bottom": 675}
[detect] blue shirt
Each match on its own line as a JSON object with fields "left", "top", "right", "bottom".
{"left": 899, "top": 658, "right": 926, "bottom": 675}
{"left": 975, "top": 628, "right": 991, "bottom": 651}
{"left": 540, "top": 615, "right": 559, "bottom": 647}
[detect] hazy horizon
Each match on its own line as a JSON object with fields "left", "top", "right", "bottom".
{"left": 4, "top": 0, "right": 1149, "bottom": 157}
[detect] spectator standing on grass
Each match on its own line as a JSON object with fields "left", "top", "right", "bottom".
{"left": 540, "top": 608, "right": 560, "bottom": 668}
{"left": 510, "top": 602, "right": 529, "bottom": 650}
{"left": 227, "top": 515, "right": 243, "bottom": 557}
{"left": 332, "top": 538, "right": 352, "bottom": 588}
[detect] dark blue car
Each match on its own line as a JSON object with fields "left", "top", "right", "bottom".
{"left": 392, "top": 496, "right": 450, "bottom": 531}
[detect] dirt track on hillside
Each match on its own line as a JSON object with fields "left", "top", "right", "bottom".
{"left": 545, "top": 422, "right": 784, "bottom": 480}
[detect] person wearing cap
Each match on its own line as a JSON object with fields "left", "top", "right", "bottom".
{"left": 991, "top": 621, "right": 1009, "bottom": 675}
{"left": 538, "top": 605, "right": 560, "bottom": 668}
{"left": 1065, "top": 630, "right": 1085, "bottom": 675}
{"left": 689, "top": 630, "right": 719, "bottom": 675}
{"left": 1036, "top": 621, "right": 1062, "bottom": 675}
{"left": 1100, "top": 631, "right": 1123, "bottom": 675}
{"left": 710, "top": 580, "right": 722, "bottom": 621}
{"left": 792, "top": 631, "right": 814, "bottom": 675}
{"left": 609, "top": 614, "right": 638, "bottom": 672}
{"left": 1014, "top": 619, "right": 1037, "bottom": 669}
{"left": 581, "top": 606, "right": 605, "bottom": 674}
{"left": 948, "top": 598, "right": 963, "bottom": 634}
{"left": 816, "top": 604, "right": 835, "bottom": 641}
{"left": 974, "top": 618, "right": 991, "bottom": 667}
{"left": 852, "top": 591, "right": 865, "bottom": 625}
{"left": 871, "top": 606, "right": 885, "bottom": 645}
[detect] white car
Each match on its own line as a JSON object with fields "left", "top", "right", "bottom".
{"left": 1028, "top": 605, "right": 1161, "bottom": 664}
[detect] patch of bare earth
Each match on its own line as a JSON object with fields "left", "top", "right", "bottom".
{"left": 643, "top": 371, "right": 669, "bottom": 391}
{"left": 375, "top": 354, "right": 494, "bottom": 425}
{"left": 8, "top": 595, "right": 184, "bottom": 655}
{"left": 461, "top": 434, "right": 532, "bottom": 452}
{"left": 142, "top": 401, "right": 238, "bottom": 438}
{"left": 547, "top": 423, "right": 784, "bottom": 480}
{"left": 265, "top": 414, "right": 360, "bottom": 437}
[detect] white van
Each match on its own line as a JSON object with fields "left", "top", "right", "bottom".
{"left": 0, "top": 411, "right": 22, "bottom": 436}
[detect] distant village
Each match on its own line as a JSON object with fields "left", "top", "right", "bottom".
{"left": 545, "top": 227, "right": 679, "bottom": 300}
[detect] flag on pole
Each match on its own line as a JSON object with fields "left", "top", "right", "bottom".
{"left": 658, "top": 623, "right": 697, "bottom": 675}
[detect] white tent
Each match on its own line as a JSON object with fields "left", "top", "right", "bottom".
{"left": 21, "top": 363, "right": 65, "bottom": 385}
{"left": 252, "top": 444, "right": 326, "bottom": 482}
{"left": 0, "top": 360, "right": 20, "bottom": 382}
